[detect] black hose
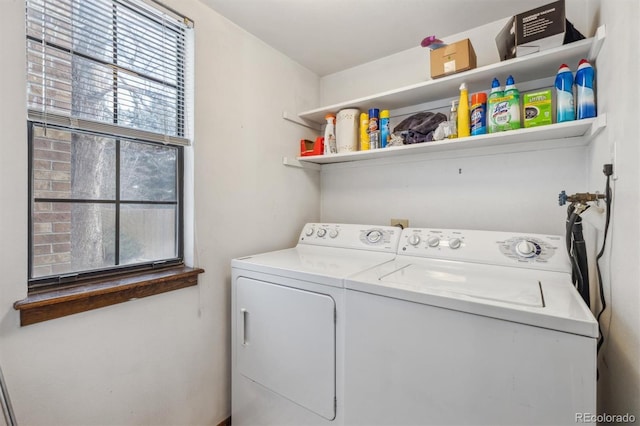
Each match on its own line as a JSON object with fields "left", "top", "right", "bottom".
{"left": 572, "top": 215, "right": 591, "bottom": 307}
{"left": 565, "top": 208, "right": 584, "bottom": 295}
{"left": 565, "top": 204, "right": 592, "bottom": 306}
{"left": 596, "top": 175, "right": 612, "bottom": 353}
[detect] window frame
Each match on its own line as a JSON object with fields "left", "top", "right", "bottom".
{"left": 27, "top": 122, "right": 185, "bottom": 291}
{"left": 25, "top": 0, "right": 191, "bottom": 292}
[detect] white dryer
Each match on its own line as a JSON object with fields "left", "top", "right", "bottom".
{"left": 344, "top": 227, "right": 598, "bottom": 426}
{"left": 231, "top": 223, "right": 402, "bottom": 426}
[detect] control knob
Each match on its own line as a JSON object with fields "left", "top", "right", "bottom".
{"left": 329, "top": 229, "right": 339, "bottom": 238}
{"left": 427, "top": 236, "right": 440, "bottom": 247}
{"left": 449, "top": 238, "right": 462, "bottom": 249}
{"left": 366, "top": 230, "right": 383, "bottom": 244}
{"left": 408, "top": 234, "right": 421, "bottom": 246}
{"left": 317, "top": 228, "right": 327, "bottom": 237}
{"left": 516, "top": 240, "right": 536, "bottom": 257}
{"left": 305, "top": 227, "right": 314, "bottom": 236}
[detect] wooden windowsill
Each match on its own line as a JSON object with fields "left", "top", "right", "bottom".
{"left": 14, "top": 266, "right": 205, "bottom": 326}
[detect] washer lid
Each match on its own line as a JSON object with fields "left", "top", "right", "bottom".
{"left": 380, "top": 263, "right": 543, "bottom": 307}
{"left": 346, "top": 258, "right": 598, "bottom": 338}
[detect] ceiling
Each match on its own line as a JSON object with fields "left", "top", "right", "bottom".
{"left": 201, "top": 0, "right": 555, "bottom": 76}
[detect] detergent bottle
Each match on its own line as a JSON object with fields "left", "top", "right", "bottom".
{"left": 359, "top": 112, "right": 370, "bottom": 150}
{"left": 449, "top": 100, "right": 458, "bottom": 139}
{"left": 323, "top": 113, "right": 336, "bottom": 154}
{"left": 487, "top": 78, "right": 504, "bottom": 133}
{"left": 555, "top": 64, "right": 575, "bottom": 123}
{"left": 368, "top": 108, "right": 380, "bottom": 149}
{"left": 380, "top": 110, "right": 390, "bottom": 148}
{"left": 503, "top": 75, "right": 521, "bottom": 131}
{"left": 576, "top": 59, "right": 596, "bottom": 119}
{"left": 470, "top": 92, "right": 487, "bottom": 136}
{"left": 457, "top": 83, "right": 470, "bottom": 138}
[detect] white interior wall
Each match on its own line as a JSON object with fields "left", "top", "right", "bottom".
{"left": 320, "top": 0, "right": 639, "bottom": 420}
{"left": 319, "top": 18, "right": 506, "bottom": 107}
{"left": 587, "top": 0, "right": 640, "bottom": 418}
{"left": 0, "top": 0, "right": 320, "bottom": 425}
{"left": 318, "top": 1, "right": 603, "bottom": 245}
{"left": 319, "top": 8, "right": 599, "bottom": 236}
{"left": 320, "top": 0, "right": 600, "bottom": 106}
{"left": 321, "top": 146, "right": 586, "bottom": 235}
{"left": 1, "top": 0, "right": 637, "bottom": 424}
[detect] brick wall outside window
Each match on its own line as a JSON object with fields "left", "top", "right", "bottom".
{"left": 32, "top": 126, "right": 72, "bottom": 277}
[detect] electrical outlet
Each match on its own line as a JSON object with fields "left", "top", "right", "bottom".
{"left": 391, "top": 218, "right": 409, "bottom": 229}
{"left": 611, "top": 141, "right": 618, "bottom": 181}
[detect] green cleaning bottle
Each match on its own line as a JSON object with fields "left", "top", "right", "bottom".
{"left": 503, "top": 75, "right": 521, "bottom": 131}
{"left": 488, "top": 78, "right": 504, "bottom": 134}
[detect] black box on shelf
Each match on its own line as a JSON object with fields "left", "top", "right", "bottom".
{"left": 495, "top": 0, "right": 585, "bottom": 60}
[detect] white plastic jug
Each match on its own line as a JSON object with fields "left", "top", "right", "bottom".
{"left": 336, "top": 108, "right": 360, "bottom": 153}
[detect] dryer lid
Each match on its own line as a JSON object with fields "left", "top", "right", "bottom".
{"left": 232, "top": 245, "right": 396, "bottom": 288}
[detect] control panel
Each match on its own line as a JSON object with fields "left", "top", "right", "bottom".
{"left": 402, "top": 229, "right": 466, "bottom": 251}
{"left": 497, "top": 236, "right": 557, "bottom": 262}
{"left": 399, "top": 228, "right": 569, "bottom": 272}
{"left": 299, "top": 223, "right": 402, "bottom": 253}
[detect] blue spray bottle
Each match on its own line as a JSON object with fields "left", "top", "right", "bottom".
{"left": 576, "top": 59, "right": 596, "bottom": 119}
{"left": 555, "top": 64, "right": 575, "bottom": 122}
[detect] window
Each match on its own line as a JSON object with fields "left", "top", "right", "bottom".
{"left": 26, "top": 0, "right": 193, "bottom": 289}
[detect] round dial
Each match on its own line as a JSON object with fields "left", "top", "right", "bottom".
{"left": 305, "top": 227, "right": 314, "bottom": 236}
{"left": 516, "top": 240, "right": 536, "bottom": 257}
{"left": 408, "top": 234, "right": 421, "bottom": 246}
{"left": 329, "top": 229, "right": 339, "bottom": 238}
{"left": 366, "top": 230, "right": 383, "bottom": 244}
{"left": 449, "top": 238, "right": 462, "bottom": 249}
{"left": 427, "top": 236, "right": 440, "bottom": 247}
{"left": 499, "top": 236, "right": 554, "bottom": 262}
{"left": 317, "top": 228, "right": 327, "bottom": 237}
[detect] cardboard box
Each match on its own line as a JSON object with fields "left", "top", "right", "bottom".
{"left": 430, "top": 39, "right": 477, "bottom": 79}
{"left": 523, "top": 89, "right": 553, "bottom": 128}
{"left": 495, "top": 0, "right": 584, "bottom": 60}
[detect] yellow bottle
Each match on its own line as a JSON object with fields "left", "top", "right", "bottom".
{"left": 457, "top": 82, "right": 470, "bottom": 138}
{"left": 359, "top": 112, "right": 370, "bottom": 150}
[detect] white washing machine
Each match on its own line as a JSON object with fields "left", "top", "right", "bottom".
{"left": 231, "top": 223, "right": 402, "bottom": 426}
{"left": 344, "top": 227, "right": 598, "bottom": 426}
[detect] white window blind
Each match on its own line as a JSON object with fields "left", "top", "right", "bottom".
{"left": 26, "top": 0, "right": 193, "bottom": 146}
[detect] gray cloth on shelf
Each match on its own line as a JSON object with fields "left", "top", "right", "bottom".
{"left": 393, "top": 112, "right": 448, "bottom": 144}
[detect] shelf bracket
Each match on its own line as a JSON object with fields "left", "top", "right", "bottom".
{"left": 589, "top": 113, "right": 607, "bottom": 139}
{"left": 282, "top": 156, "right": 321, "bottom": 171}
{"left": 282, "top": 111, "right": 321, "bottom": 131}
{"left": 588, "top": 25, "right": 606, "bottom": 62}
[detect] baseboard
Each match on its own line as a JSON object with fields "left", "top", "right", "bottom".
{"left": 216, "top": 416, "right": 231, "bottom": 426}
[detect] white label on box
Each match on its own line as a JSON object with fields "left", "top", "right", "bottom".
{"left": 444, "top": 60, "right": 456, "bottom": 74}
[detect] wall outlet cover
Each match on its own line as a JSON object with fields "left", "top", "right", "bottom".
{"left": 391, "top": 218, "right": 409, "bottom": 229}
